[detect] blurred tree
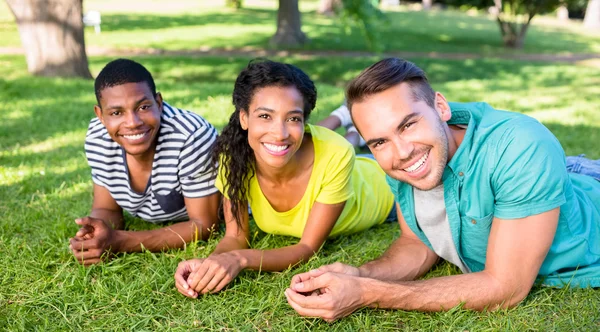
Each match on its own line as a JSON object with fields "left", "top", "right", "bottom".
{"left": 270, "top": 0, "right": 384, "bottom": 50}
{"left": 270, "top": 0, "right": 308, "bottom": 47}
{"left": 584, "top": 0, "right": 600, "bottom": 28}
{"left": 5, "top": 0, "right": 92, "bottom": 78}
{"left": 446, "top": 0, "right": 576, "bottom": 48}
{"left": 226, "top": 0, "right": 243, "bottom": 9}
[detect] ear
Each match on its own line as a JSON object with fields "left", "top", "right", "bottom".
{"left": 93, "top": 105, "right": 105, "bottom": 125}
{"left": 239, "top": 110, "right": 248, "bottom": 130}
{"left": 155, "top": 92, "right": 163, "bottom": 112}
{"left": 434, "top": 92, "right": 452, "bottom": 122}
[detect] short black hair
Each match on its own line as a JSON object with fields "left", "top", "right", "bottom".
{"left": 346, "top": 58, "right": 435, "bottom": 111}
{"left": 94, "top": 58, "right": 157, "bottom": 105}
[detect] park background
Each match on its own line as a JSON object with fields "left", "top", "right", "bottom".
{"left": 1, "top": 0, "right": 599, "bottom": 330}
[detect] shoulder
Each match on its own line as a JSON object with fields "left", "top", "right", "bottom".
{"left": 85, "top": 117, "right": 107, "bottom": 141}
{"left": 307, "top": 124, "right": 354, "bottom": 155}
{"left": 160, "top": 102, "right": 217, "bottom": 139}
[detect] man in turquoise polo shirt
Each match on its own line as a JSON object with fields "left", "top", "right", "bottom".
{"left": 284, "top": 58, "right": 600, "bottom": 321}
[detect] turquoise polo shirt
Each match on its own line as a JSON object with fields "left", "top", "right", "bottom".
{"left": 387, "top": 102, "right": 600, "bottom": 288}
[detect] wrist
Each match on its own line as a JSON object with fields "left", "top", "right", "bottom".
{"left": 109, "top": 229, "right": 126, "bottom": 253}
{"left": 232, "top": 250, "right": 249, "bottom": 269}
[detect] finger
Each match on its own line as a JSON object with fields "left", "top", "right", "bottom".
{"left": 75, "top": 225, "right": 94, "bottom": 238}
{"left": 75, "top": 216, "right": 103, "bottom": 228}
{"left": 70, "top": 238, "right": 100, "bottom": 251}
{"left": 211, "top": 276, "right": 232, "bottom": 294}
{"left": 290, "top": 273, "right": 330, "bottom": 293}
{"left": 187, "top": 263, "right": 210, "bottom": 291}
{"left": 285, "top": 288, "right": 330, "bottom": 309}
{"left": 202, "top": 270, "right": 227, "bottom": 294}
{"left": 285, "top": 289, "right": 332, "bottom": 319}
{"left": 174, "top": 263, "right": 191, "bottom": 291}
{"left": 176, "top": 281, "right": 198, "bottom": 298}
{"left": 72, "top": 248, "right": 104, "bottom": 261}
{"left": 195, "top": 265, "right": 220, "bottom": 294}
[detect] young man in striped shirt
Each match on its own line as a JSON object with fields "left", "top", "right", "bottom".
{"left": 69, "top": 59, "right": 220, "bottom": 266}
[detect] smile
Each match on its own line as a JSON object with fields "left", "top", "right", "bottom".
{"left": 403, "top": 151, "right": 429, "bottom": 173}
{"left": 121, "top": 131, "right": 149, "bottom": 141}
{"left": 263, "top": 143, "right": 290, "bottom": 154}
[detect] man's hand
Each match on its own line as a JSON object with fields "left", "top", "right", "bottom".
{"left": 69, "top": 216, "right": 118, "bottom": 266}
{"left": 174, "top": 258, "right": 205, "bottom": 298}
{"left": 185, "top": 253, "right": 245, "bottom": 295}
{"left": 289, "top": 262, "right": 360, "bottom": 289}
{"left": 285, "top": 271, "right": 366, "bottom": 322}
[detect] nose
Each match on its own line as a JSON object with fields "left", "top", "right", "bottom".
{"left": 392, "top": 137, "right": 414, "bottom": 161}
{"left": 125, "top": 111, "right": 143, "bottom": 128}
{"left": 270, "top": 120, "right": 289, "bottom": 141}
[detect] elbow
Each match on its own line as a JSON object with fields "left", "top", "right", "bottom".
{"left": 485, "top": 278, "right": 530, "bottom": 311}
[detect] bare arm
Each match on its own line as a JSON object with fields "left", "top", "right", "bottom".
{"left": 179, "top": 199, "right": 345, "bottom": 296}
{"left": 70, "top": 184, "right": 220, "bottom": 264}
{"left": 358, "top": 203, "right": 438, "bottom": 281}
{"left": 113, "top": 192, "right": 220, "bottom": 252}
{"left": 287, "top": 208, "right": 559, "bottom": 319}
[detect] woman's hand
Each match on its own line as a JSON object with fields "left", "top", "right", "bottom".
{"left": 187, "top": 252, "right": 246, "bottom": 295}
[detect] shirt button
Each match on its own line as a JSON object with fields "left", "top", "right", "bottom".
{"left": 459, "top": 172, "right": 464, "bottom": 176}
{"left": 471, "top": 219, "right": 477, "bottom": 224}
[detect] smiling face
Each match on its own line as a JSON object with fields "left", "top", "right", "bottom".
{"left": 94, "top": 82, "right": 163, "bottom": 160}
{"left": 239, "top": 86, "right": 306, "bottom": 171}
{"left": 352, "top": 82, "right": 456, "bottom": 191}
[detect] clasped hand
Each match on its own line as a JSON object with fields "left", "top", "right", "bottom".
{"left": 69, "top": 216, "right": 116, "bottom": 266}
{"left": 174, "top": 252, "right": 244, "bottom": 298}
{"left": 284, "top": 262, "right": 365, "bottom": 322}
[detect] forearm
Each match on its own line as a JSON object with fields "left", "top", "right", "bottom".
{"left": 113, "top": 219, "right": 213, "bottom": 253}
{"left": 232, "top": 243, "right": 316, "bottom": 272}
{"left": 90, "top": 208, "right": 124, "bottom": 229}
{"left": 361, "top": 271, "right": 525, "bottom": 312}
{"left": 359, "top": 236, "right": 438, "bottom": 282}
{"left": 212, "top": 236, "right": 249, "bottom": 255}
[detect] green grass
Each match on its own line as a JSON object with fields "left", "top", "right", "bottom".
{"left": 1, "top": 53, "right": 599, "bottom": 330}
{"left": 1, "top": 1, "right": 600, "bottom": 330}
{"left": 1, "top": 0, "right": 600, "bottom": 55}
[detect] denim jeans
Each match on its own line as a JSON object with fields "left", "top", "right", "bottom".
{"left": 566, "top": 154, "right": 600, "bottom": 181}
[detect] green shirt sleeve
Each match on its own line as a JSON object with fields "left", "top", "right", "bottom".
{"left": 491, "top": 118, "right": 567, "bottom": 220}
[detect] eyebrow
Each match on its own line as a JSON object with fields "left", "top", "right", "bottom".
{"left": 105, "top": 96, "right": 151, "bottom": 111}
{"left": 365, "top": 112, "right": 419, "bottom": 146}
{"left": 253, "top": 107, "right": 304, "bottom": 116}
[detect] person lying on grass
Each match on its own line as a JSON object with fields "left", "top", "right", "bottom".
{"left": 174, "top": 59, "right": 396, "bottom": 297}
{"left": 69, "top": 59, "right": 220, "bottom": 266}
{"left": 284, "top": 58, "right": 600, "bottom": 321}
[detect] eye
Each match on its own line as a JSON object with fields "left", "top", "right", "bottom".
{"left": 110, "top": 111, "right": 122, "bottom": 116}
{"left": 404, "top": 122, "right": 415, "bottom": 130}
{"left": 287, "top": 116, "right": 303, "bottom": 122}
{"left": 372, "top": 140, "right": 385, "bottom": 148}
{"left": 258, "top": 114, "right": 270, "bottom": 119}
{"left": 139, "top": 104, "right": 151, "bottom": 111}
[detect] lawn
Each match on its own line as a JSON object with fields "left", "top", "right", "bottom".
{"left": 1, "top": 0, "right": 600, "bottom": 55}
{"left": 1, "top": 1, "right": 600, "bottom": 331}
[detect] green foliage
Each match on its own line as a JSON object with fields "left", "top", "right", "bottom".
{"left": 226, "top": 0, "right": 243, "bottom": 9}
{"left": 338, "top": 0, "right": 387, "bottom": 51}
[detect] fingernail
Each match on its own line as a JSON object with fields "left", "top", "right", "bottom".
{"left": 188, "top": 290, "right": 194, "bottom": 296}
{"left": 183, "top": 283, "right": 188, "bottom": 290}
{"left": 296, "top": 282, "right": 304, "bottom": 289}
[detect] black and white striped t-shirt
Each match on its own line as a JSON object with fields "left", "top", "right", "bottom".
{"left": 85, "top": 102, "right": 218, "bottom": 223}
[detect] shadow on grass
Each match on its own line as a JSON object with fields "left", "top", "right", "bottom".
{"left": 91, "top": 8, "right": 598, "bottom": 54}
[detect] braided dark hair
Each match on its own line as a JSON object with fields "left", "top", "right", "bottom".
{"left": 212, "top": 59, "right": 317, "bottom": 226}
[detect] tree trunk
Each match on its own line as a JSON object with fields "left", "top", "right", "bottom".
{"left": 556, "top": 5, "right": 569, "bottom": 21}
{"left": 5, "top": 0, "right": 92, "bottom": 79}
{"left": 584, "top": 0, "right": 600, "bottom": 29}
{"left": 497, "top": 19, "right": 530, "bottom": 49}
{"left": 270, "top": 0, "right": 308, "bottom": 48}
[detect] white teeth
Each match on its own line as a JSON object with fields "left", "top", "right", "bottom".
{"left": 123, "top": 133, "right": 146, "bottom": 140}
{"left": 264, "top": 143, "right": 289, "bottom": 152}
{"left": 404, "top": 152, "right": 428, "bottom": 173}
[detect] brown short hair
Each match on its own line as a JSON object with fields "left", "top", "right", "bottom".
{"left": 346, "top": 58, "right": 435, "bottom": 111}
